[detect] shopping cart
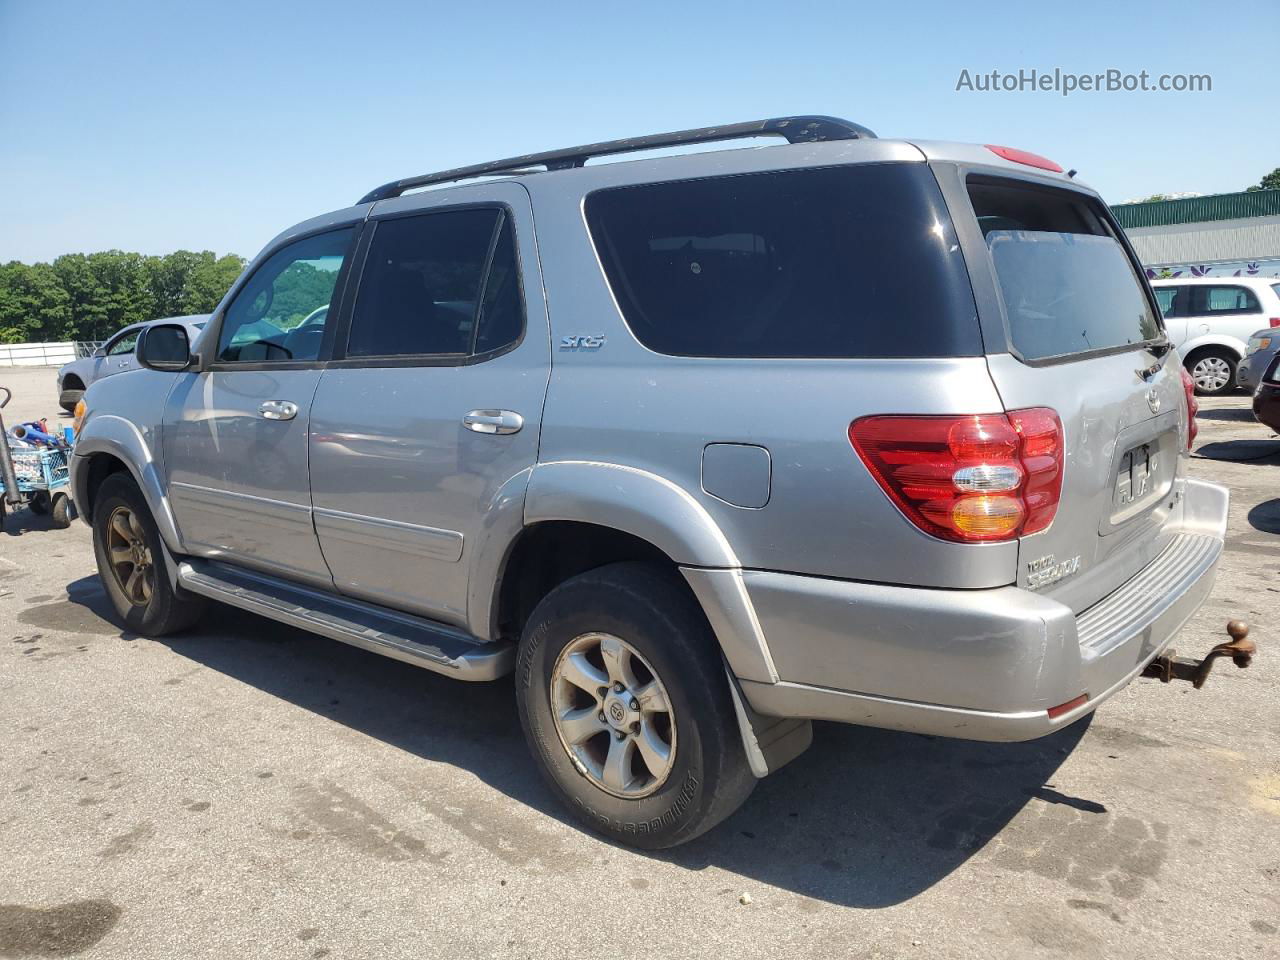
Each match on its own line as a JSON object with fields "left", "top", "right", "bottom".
{"left": 0, "top": 387, "right": 74, "bottom": 531}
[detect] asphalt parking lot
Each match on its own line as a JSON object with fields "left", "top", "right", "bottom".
{"left": 1, "top": 365, "right": 1277, "bottom": 960}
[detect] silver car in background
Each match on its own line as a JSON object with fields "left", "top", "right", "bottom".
{"left": 69, "top": 117, "right": 1233, "bottom": 849}
{"left": 56, "top": 315, "right": 208, "bottom": 411}
{"left": 1238, "top": 327, "right": 1280, "bottom": 393}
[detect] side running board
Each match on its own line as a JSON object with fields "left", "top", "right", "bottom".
{"left": 176, "top": 559, "right": 514, "bottom": 681}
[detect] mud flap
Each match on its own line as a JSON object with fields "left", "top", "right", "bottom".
{"left": 724, "top": 667, "right": 812, "bottom": 778}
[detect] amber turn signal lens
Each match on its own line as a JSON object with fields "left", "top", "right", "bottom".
{"left": 950, "top": 495, "right": 1025, "bottom": 539}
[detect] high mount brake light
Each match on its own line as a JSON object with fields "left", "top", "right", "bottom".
{"left": 1179, "top": 367, "right": 1199, "bottom": 449}
{"left": 984, "top": 145, "right": 1065, "bottom": 173}
{"left": 849, "top": 409, "right": 1064, "bottom": 543}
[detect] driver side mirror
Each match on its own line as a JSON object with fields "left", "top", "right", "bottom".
{"left": 137, "top": 324, "right": 193, "bottom": 371}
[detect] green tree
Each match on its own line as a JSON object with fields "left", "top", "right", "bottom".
{"left": 1246, "top": 168, "right": 1280, "bottom": 192}
{"left": 0, "top": 249, "right": 246, "bottom": 343}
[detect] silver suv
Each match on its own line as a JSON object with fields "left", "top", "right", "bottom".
{"left": 70, "top": 116, "right": 1228, "bottom": 848}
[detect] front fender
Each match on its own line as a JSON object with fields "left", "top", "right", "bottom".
{"left": 71, "top": 413, "right": 182, "bottom": 553}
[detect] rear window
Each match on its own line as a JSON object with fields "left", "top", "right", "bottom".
{"left": 968, "top": 179, "right": 1161, "bottom": 361}
{"left": 584, "top": 164, "right": 980, "bottom": 359}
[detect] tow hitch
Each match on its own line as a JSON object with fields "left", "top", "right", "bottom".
{"left": 1142, "top": 620, "right": 1256, "bottom": 689}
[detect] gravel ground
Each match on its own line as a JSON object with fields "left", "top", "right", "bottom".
{"left": 0, "top": 365, "right": 1277, "bottom": 959}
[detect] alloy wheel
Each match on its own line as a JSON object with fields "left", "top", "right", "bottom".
{"left": 549, "top": 632, "right": 676, "bottom": 798}
{"left": 106, "top": 506, "right": 154, "bottom": 606}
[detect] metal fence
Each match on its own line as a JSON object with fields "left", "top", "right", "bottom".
{"left": 0, "top": 341, "right": 78, "bottom": 367}
{"left": 75, "top": 341, "right": 105, "bottom": 358}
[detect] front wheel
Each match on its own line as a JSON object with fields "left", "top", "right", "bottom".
{"left": 59, "top": 387, "right": 84, "bottom": 414}
{"left": 516, "top": 562, "right": 754, "bottom": 849}
{"left": 91, "top": 473, "right": 205, "bottom": 634}
{"left": 1186, "top": 348, "right": 1238, "bottom": 396}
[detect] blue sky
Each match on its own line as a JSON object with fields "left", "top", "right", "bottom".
{"left": 1, "top": 0, "right": 1276, "bottom": 263}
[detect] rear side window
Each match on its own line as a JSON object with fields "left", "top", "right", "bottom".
{"left": 347, "top": 209, "right": 523, "bottom": 359}
{"left": 968, "top": 179, "right": 1161, "bottom": 361}
{"left": 1190, "top": 285, "right": 1261, "bottom": 315}
{"left": 584, "top": 164, "right": 980, "bottom": 358}
{"left": 1153, "top": 286, "right": 1183, "bottom": 317}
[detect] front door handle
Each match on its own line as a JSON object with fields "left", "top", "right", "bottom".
{"left": 259, "top": 400, "right": 298, "bottom": 421}
{"left": 463, "top": 409, "right": 523, "bottom": 435}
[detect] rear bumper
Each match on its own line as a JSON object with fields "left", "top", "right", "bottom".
{"left": 730, "top": 478, "right": 1228, "bottom": 742}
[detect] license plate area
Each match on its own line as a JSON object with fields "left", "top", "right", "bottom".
{"left": 1111, "top": 436, "right": 1171, "bottom": 524}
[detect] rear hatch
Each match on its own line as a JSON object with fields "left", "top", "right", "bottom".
{"left": 954, "top": 172, "right": 1189, "bottom": 613}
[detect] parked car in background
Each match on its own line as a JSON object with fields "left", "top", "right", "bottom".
{"left": 1237, "top": 327, "right": 1280, "bottom": 393}
{"left": 1253, "top": 353, "right": 1280, "bottom": 433}
{"left": 56, "top": 315, "right": 208, "bottom": 411}
{"left": 1150, "top": 277, "right": 1280, "bottom": 396}
{"left": 70, "top": 116, "right": 1227, "bottom": 849}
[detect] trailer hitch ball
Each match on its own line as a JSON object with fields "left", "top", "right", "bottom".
{"left": 1142, "top": 620, "right": 1255, "bottom": 689}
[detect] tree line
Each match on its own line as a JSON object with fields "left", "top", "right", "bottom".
{"left": 0, "top": 250, "right": 246, "bottom": 344}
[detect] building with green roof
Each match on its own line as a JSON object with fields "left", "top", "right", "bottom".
{"left": 1110, "top": 190, "right": 1280, "bottom": 280}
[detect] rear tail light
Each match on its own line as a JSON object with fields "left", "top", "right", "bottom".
{"left": 1269, "top": 318, "right": 1280, "bottom": 328}
{"left": 848, "top": 409, "right": 1064, "bottom": 543}
{"left": 1179, "top": 367, "right": 1199, "bottom": 449}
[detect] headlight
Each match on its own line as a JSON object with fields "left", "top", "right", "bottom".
{"left": 72, "top": 399, "right": 87, "bottom": 439}
{"left": 1249, "top": 337, "right": 1272, "bottom": 353}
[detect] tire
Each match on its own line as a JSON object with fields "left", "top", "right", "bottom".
{"left": 515, "top": 561, "right": 754, "bottom": 849}
{"left": 29, "top": 491, "right": 50, "bottom": 515}
{"left": 59, "top": 387, "right": 84, "bottom": 414}
{"left": 91, "top": 472, "right": 205, "bottom": 635}
{"left": 51, "top": 493, "right": 73, "bottom": 529}
{"left": 1185, "top": 348, "right": 1237, "bottom": 397}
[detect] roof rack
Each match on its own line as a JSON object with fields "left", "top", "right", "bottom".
{"left": 356, "top": 115, "right": 876, "bottom": 205}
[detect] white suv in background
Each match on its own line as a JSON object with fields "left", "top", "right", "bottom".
{"left": 1150, "top": 276, "right": 1280, "bottom": 395}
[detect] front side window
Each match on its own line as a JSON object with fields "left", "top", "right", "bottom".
{"left": 346, "top": 209, "right": 523, "bottom": 359}
{"left": 968, "top": 179, "right": 1161, "bottom": 361}
{"left": 216, "top": 228, "right": 354, "bottom": 363}
{"left": 1191, "top": 285, "right": 1261, "bottom": 315}
{"left": 106, "top": 329, "right": 140, "bottom": 355}
{"left": 584, "top": 164, "right": 980, "bottom": 358}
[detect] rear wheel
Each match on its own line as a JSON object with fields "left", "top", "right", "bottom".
{"left": 91, "top": 473, "right": 205, "bottom": 634}
{"left": 1185, "top": 348, "right": 1237, "bottom": 396}
{"left": 516, "top": 562, "right": 754, "bottom": 849}
{"left": 59, "top": 386, "right": 84, "bottom": 414}
{"left": 29, "top": 491, "right": 50, "bottom": 515}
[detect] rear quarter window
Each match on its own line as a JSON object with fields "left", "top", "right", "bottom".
{"left": 967, "top": 179, "right": 1161, "bottom": 362}
{"left": 584, "top": 163, "right": 980, "bottom": 359}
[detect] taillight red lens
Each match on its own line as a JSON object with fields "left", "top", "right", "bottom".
{"left": 1179, "top": 367, "right": 1199, "bottom": 449}
{"left": 984, "top": 144, "right": 1064, "bottom": 173}
{"left": 849, "top": 409, "right": 1064, "bottom": 543}
{"left": 1269, "top": 317, "right": 1280, "bottom": 328}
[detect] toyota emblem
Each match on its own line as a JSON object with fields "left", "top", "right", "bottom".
{"left": 1147, "top": 388, "right": 1161, "bottom": 414}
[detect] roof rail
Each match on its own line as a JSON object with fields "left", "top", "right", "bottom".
{"left": 356, "top": 115, "right": 877, "bottom": 205}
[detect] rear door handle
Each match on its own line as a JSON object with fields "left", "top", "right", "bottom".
{"left": 259, "top": 400, "right": 298, "bottom": 421}
{"left": 463, "top": 409, "right": 523, "bottom": 435}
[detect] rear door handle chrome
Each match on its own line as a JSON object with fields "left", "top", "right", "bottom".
{"left": 258, "top": 400, "right": 298, "bottom": 421}
{"left": 463, "top": 410, "right": 523, "bottom": 435}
